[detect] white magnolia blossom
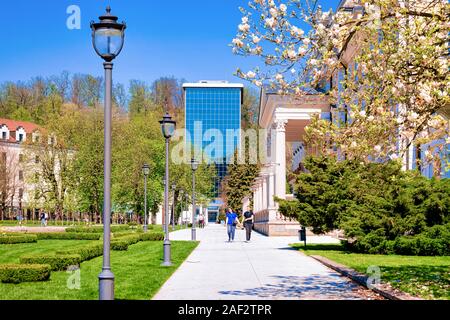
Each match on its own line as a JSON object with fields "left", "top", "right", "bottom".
{"left": 239, "top": 23, "right": 250, "bottom": 32}
{"left": 270, "top": 8, "right": 278, "bottom": 17}
{"left": 303, "top": 38, "right": 311, "bottom": 45}
{"left": 265, "top": 17, "right": 276, "bottom": 28}
{"left": 252, "top": 35, "right": 261, "bottom": 44}
{"left": 291, "top": 26, "right": 304, "bottom": 36}
{"left": 287, "top": 49, "right": 297, "bottom": 60}
{"left": 232, "top": 38, "right": 244, "bottom": 48}
{"left": 246, "top": 71, "right": 256, "bottom": 79}
{"left": 298, "top": 47, "right": 307, "bottom": 56}
{"left": 275, "top": 73, "right": 284, "bottom": 81}
{"left": 374, "top": 145, "right": 382, "bottom": 152}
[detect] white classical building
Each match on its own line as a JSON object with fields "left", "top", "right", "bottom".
{"left": 251, "top": 92, "right": 330, "bottom": 236}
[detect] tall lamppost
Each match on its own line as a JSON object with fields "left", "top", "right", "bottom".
{"left": 171, "top": 183, "right": 176, "bottom": 231}
{"left": 159, "top": 113, "right": 176, "bottom": 266}
{"left": 91, "top": 6, "right": 126, "bottom": 301}
{"left": 191, "top": 158, "right": 199, "bottom": 241}
{"left": 179, "top": 189, "right": 186, "bottom": 228}
{"left": 142, "top": 164, "right": 150, "bottom": 233}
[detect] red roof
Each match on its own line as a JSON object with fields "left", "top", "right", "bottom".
{"left": 0, "top": 118, "right": 41, "bottom": 143}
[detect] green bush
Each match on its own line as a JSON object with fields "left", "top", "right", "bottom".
{"left": 0, "top": 235, "right": 38, "bottom": 244}
{"left": 20, "top": 254, "right": 81, "bottom": 271}
{"left": 139, "top": 232, "right": 164, "bottom": 241}
{"left": 278, "top": 156, "right": 450, "bottom": 255}
{"left": 57, "top": 242, "right": 103, "bottom": 261}
{"left": 65, "top": 225, "right": 130, "bottom": 233}
{"left": 35, "top": 232, "right": 101, "bottom": 240}
{"left": 110, "top": 240, "right": 129, "bottom": 251}
{"left": 110, "top": 232, "right": 164, "bottom": 251}
{"left": 0, "top": 264, "right": 51, "bottom": 283}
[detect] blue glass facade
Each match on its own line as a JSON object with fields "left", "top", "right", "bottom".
{"left": 184, "top": 84, "right": 243, "bottom": 197}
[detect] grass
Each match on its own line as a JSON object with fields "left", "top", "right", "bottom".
{"left": 292, "top": 243, "right": 450, "bottom": 300}
{"left": 0, "top": 240, "right": 95, "bottom": 264}
{"left": 0, "top": 240, "right": 198, "bottom": 300}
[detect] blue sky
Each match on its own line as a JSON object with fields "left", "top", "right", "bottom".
{"left": 0, "top": 0, "right": 340, "bottom": 87}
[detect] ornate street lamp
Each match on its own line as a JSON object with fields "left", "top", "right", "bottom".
{"left": 191, "top": 158, "right": 199, "bottom": 241}
{"left": 142, "top": 164, "right": 150, "bottom": 233}
{"left": 91, "top": 6, "right": 126, "bottom": 301}
{"left": 159, "top": 113, "right": 176, "bottom": 266}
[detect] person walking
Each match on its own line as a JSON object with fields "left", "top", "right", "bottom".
{"left": 199, "top": 213, "right": 205, "bottom": 229}
{"left": 40, "top": 211, "right": 46, "bottom": 227}
{"left": 242, "top": 210, "right": 255, "bottom": 242}
{"left": 225, "top": 208, "right": 238, "bottom": 242}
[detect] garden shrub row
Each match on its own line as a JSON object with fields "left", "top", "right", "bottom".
{"left": 0, "top": 264, "right": 51, "bottom": 283}
{"left": 35, "top": 232, "right": 101, "bottom": 240}
{"left": 56, "top": 242, "right": 103, "bottom": 261}
{"left": 111, "top": 232, "right": 165, "bottom": 251}
{"left": 343, "top": 224, "right": 450, "bottom": 256}
{"left": 65, "top": 225, "right": 130, "bottom": 233}
{"left": 0, "top": 234, "right": 38, "bottom": 244}
{"left": 20, "top": 254, "right": 81, "bottom": 271}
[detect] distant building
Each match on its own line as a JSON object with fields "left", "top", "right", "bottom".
{"left": 0, "top": 118, "right": 41, "bottom": 219}
{"left": 183, "top": 81, "right": 244, "bottom": 222}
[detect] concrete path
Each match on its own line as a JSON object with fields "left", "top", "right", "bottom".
{"left": 153, "top": 224, "right": 379, "bottom": 300}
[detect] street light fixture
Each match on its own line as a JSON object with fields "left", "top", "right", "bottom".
{"left": 142, "top": 164, "right": 150, "bottom": 233}
{"left": 191, "top": 158, "right": 199, "bottom": 241}
{"left": 91, "top": 6, "right": 126, "bottom": 301}
{"left": 159, "top": 112, "right": 176, "bottom": 266}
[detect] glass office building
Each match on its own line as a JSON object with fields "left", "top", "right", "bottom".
{"left": 183, "top": 81, "right": 243, "bottom": 220}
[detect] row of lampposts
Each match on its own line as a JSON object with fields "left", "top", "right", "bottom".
{"left": 92, "top": 7, "right": 200, "bottom": 301}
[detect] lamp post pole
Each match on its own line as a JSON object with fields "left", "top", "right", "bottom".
{"left": 159, "top": 112, "right": 176, "bottom": 267}
{"left": 172, "top": 184, "right": 176, "bottom": 231}
{"left": 191, "top": 159, "right": 198, "bottom": 241}
{"left": 91, "top": 6, "right": 126, "bottom": 301}
{"left": 144, "top": 173, "right": 148, "bottom": 232}
{"left": 99, "top": 60, "right": 114, "bottom": 300}
{"left": 142, "top": 164, "right": 149, "bottom": 233}
{"left": 162, "top": 136, "right": 171, "bottom": 266}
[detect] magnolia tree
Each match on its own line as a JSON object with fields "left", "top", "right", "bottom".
{"left": 232, "top": 0, "right": 449, "bottom": 170}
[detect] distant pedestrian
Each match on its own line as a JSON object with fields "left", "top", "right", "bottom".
{"left": 242, "top": 210, "right": 255, "bottom": 242}
{"left": 40, "top": 212, "right": 46, "bottom": 227}
{"left": 199, "top": 213, "right": 205, "bottom": 229}
{"left": 44, "top": 212, "right": 48, "bottom": 226}
{"left": 225, "top": 208, "right": 238, "bottom": 242}
{"left": 17, "top": 212, "right": 23, "bottom": 227}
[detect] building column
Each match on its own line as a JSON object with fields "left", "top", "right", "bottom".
{"left": 262, "top": 176, "right": 267, "bottom": 211}
{"left": 274, "top": 119, "right": 287, "bottom": 200}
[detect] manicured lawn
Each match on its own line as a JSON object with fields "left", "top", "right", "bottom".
{"left": 0, "top": 240, "right": 198, "bottom": 300}
{"left": 0, "top": 240, "right": 95, "bottom": 264}
{"left": 292, "top": 243, "right": 450, "bottom": 300}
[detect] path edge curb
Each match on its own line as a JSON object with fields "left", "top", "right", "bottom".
{"left": 309, "top": 255, "right": 423, "bottom": 301}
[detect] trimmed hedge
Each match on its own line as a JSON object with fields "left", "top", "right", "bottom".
{"left": 0, "top": 264, "right": 51, "bottom": 283}
{"left": 35, "top": 232, "right": 101, "bottom": 240}
{"left": 139, "top": 232, "right": 164, "bottom": 241}
{"left": 111, "top": 232, "right": 165, "bottom": 251}
{"left": 57, "top": 242, "right": 103, "bottom": 261}
{"left": 20, "top": 254, "right": 81, "bottom": 271}
{"left": 0, "top": 235, "right": 38, "bottom": 244}
{"left": 65, "top": 225, "right": 130, "bottom": 233}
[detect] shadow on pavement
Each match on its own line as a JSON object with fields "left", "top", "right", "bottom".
{"left": 218, "top": 275, "right": 365, "bottom": 299}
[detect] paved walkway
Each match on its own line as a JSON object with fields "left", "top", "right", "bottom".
{"left": 153, "top": 224, "right": 380, "bottom": 300}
